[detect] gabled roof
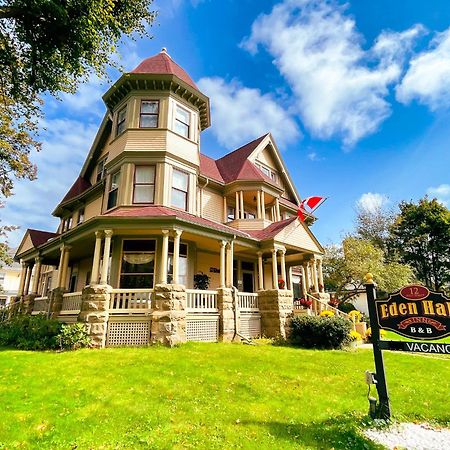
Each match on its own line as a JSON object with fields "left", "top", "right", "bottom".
{"left": 60, "top": 176, "right": 92, "bottom": 204}
{"left": 131, "top": 49, "right": 198, "bottom": 90}
{"left": 247, "top": 217, "right": 297, "bottom": 240}
{"left": 28, "top": 229, "right": 59, "bottom": 247}
{"left": 105, "top": 205, "right": 253, "bottom": 239}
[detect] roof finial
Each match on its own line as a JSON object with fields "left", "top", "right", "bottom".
{"left": 161, "top": 47, "right": 168, "bottom": 53}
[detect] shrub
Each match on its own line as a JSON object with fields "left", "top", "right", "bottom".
{"left": 290, "top": 315, "right": 352, "bottom": 349}
{"left": 56, "top": 323, "right": 91, "bottom": 350}
{"left": 338, "top": 302, "right": 357, "bottom": 314}
{"left": 0, "top": 314, "right": 62, "bottom": 350}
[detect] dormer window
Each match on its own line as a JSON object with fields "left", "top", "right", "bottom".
{"left": 139, "top": 100, "right": 159, "bottom": 128}
{"left": 96, "top": 157, "right": 107, "bottom": 183}
{"left": 174, "top": 105, "right": 190, "bottom": 138}
{"left": 116, "top": 107, "right": 127, "bottom": 136}
{"left": 107, "top": 171, "right": 120, "bottom": 210}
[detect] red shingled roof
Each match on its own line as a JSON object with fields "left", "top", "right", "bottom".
{"left": 60, "top": 176, "right": 91, "bottom": 204}
{"left": 215, "top": 134, "right": 268, "bottom": 183}
{"left": 28, "top": 229, "right": 59, "bottom": 247}
{"left": 247, "top": 216, "right": 297, "bottom": 240}
{"left": 199, "top": 154, "right": 224, "bottom": 183}
{"left": 105, "top": 205, "right": 252, "bottom": 239}
{"left": 131, "top": 49, "right": 198, "bottom": 90}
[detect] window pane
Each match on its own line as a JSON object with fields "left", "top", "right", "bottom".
{"left": 171, "top": 189, "right": 187, "bottom": 209}
{"left": 176, "top": 106, "right": 190, "bottom": 124}
{"left": 135, "top": 166, "right": 155, "bottom": 184}
{"left": 140, "top": 114, "right": 158, "bottom": 128}
{"left": 141, "top": 101, "right": 158, "bottom": 114}
{"left": 121, "top": 255, "right": 154, "bottom": 274}
{"left": 172, "top": 169, "right": 188, "bottom": 190}
{"left": 123, "top": 240, "right": 155, "bottom": 252}
{"left": 175, "top": 120, "right": 189, "bottom": 138}
{"left": 111, "top": 172, "right": 120, "bottom": 190}
{"left": 118, "top": 108, "right": 127, "bottom": 122}
{"left": 107, "top": 190, "right": 118, "bottom": 209}
{"left": 133, "top": 185, "right": 154, "bottom": 203}
{"left": 120, "top": 275, "right": 153, "bottom": 289}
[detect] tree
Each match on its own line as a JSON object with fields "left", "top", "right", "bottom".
{"left": 323, "top": 238, "right": 414, "bottom": 302}
{"left": 389, "top": 197, "right": 450, "bottom": 291}
{"left": 0, "top": 0, "right": 156, "bottom": 196}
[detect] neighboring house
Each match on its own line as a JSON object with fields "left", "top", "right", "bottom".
{"left": 0, "top": 254, "right": 21, "bottom": 308}
{"left": 13, "top": 49, "right": 328, "bottom": 347}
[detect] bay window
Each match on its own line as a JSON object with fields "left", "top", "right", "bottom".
{"left": 140, "top": 100, "right": 159, "bottom": 128}
{"left": 171, "top": 168, "right": 189, "bottom": 210}
{"left": 120, "top": 240, "right": 155, "bottom": 288}
{"left": 116, "top": 107, "right": 127, "bottom": 135}
{"left": 174, "top": 105, "right": 190, "bottom": 138}
{"left": 133, "top": 166, "right": 155, "bottom": 203}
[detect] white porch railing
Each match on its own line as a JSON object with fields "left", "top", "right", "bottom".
{"left": 306, "top": 293, "right": 350, "bottom": 320}
{"left": 186, "top": 289, "right": 218, "bottom": 313}
{"left": 33, "top": 296, "right": 49, "bottom": 314}
{"left": 109, "top": 289, "right": 153, "bottom": 313}
{"left": 61, "top": 292, "right": 83, "bottom": 314}
{"left": 237, "top": 292, "right": 259, "bottom": 311}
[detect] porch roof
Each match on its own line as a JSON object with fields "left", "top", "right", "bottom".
{"left": 104, "top": 205, "right": 253, "bottom": 239}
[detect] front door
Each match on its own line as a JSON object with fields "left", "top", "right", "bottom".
{"left": 242, "top": 271, "right": 254, "bottom": 293}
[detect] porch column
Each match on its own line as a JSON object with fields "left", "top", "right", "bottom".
{"left": 288, "top": 266, "right": 293, "bottom": 291}
{"left": 17, "top": 260, "right": 27, "bottom": 297}
{"left": 275, "top": 197, "right": 281, "bottom": 221}
{"left": 235, "top": 192, "right": 240, "bottom": 219}
{"left": 318, "top": 258, "right": 324, "bottom": 292}
{"left": 91, "top": 231, "right": 103, "bottom": 285}
{"left": 223, "top": 196, "right": 227, "bottom": 222}
{"left": 31, "top": 257, "right": 42, "bottom": 295}
{"left": 257, "top": 251, "right": 264, "bottom": 290}
{"left": 172, "top": 229, "right": 183, "bottom": 284}
{"left": 57, "top": 246, "right": 66, "bottom": 288}
{"left": 226, "top": 241, "right": 234, "bottom": 288}
{"left": 240, "top": 191, "right": 244, "bottom": 219}
{"left": 279, "top": 248, "right": 287, "bottom": 289}
{"left": 256, "top": 191, "right": 261, "bottom": 219}
{"left": 100, "top": 230, "right": 113, "bottom": 285}
{"left": 160, "top": 229, "right": 170, "bottom": 284}
{"left": 61, "top": 246, "right": 71, "bottom": 290}
{"left": 271, "top": 248, "right": 278, "bottom": 290}
{"left": 300, "top": 265, "right": 307, "bottom": 297}
{"left": 219, "top": 240, "right": 227, "bottom": 287}
{"left": 261, "top": 190, "right": 266, "bottom": 220}
{"left": 312, "top": 258, "right": 319, "bottom": 292}
{"left": 303, "top": 262, "right": 310, "bottom": 293}
{"left": 23, "top": 263, "right": 33, "bottom": 296}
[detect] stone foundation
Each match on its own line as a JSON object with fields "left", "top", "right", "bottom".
{"left": 217, "top": 287, "right": 235, "bottom": 341}
{"left": 258, "top": 289, "right": 293, "bottom": 338}
{"left": 79, "top": 284, "right": 110, "bottom": 348}
{"left": 22, "top": 294, "right": 37, "bottom": 315}
{"left": 50, "top": 288, "right": 66, "bottom": 319}
{"left": 150, "top": 283, "right": 186, "bottom": 347}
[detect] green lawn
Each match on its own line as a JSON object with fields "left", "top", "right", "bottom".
{"left": 0, "top": 343, "right": 448, "bottom": 449}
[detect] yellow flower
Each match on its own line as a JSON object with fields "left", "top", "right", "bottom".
{"left": 366, "top": 327, "right": 386, "bottom": 337}
{"left": 349, "top": 330, "right": 362, "bottom": 341}
{"left": 348, "top": 310, "right": 362, "bottom": 323}
{"left": 319, "top": 310, "right": 335, "bottom": 317}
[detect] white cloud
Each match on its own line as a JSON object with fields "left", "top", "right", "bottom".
{"left": 396, "top": 28, "right": 450, "bottom": 110}
{"left": 3, "top": 118, "right": 99, "bottom": 247}
{"left": 241, "top": 0, "right": 423, "bottom": 146}
{"left": 427, "top": 184, "right": 450, "bottom": 206}
{"left": 307, "top": 151, "right": 323, "bottom": 161}
{"left": 197, "top": 77, "right": 300, "bottom": 148}
{"left": 356, "top": 192, "right": 389, "bottom": 213}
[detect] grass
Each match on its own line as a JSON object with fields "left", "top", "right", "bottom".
{"left": 0, "top": 343, "right": 449, "bottom": 449}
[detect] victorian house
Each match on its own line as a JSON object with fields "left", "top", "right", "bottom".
{"left": 12, "top": 49, "right": 331, "bottom": 346}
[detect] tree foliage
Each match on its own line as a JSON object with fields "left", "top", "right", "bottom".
{"left": 389, "top": 198, "right": 450, "bottom": 291}
{"left": 0, "top": 0, "right": 156, "bottom": 196}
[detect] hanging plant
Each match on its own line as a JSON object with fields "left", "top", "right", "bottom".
{"left": 194, "top": 272, "right": 210, "bottom": 290}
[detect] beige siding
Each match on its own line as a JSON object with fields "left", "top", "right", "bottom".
{"left": 202, "top": 188, "right": 223, "bottom": 223}
{"left": 196, "top": 251, "right": 221, "bottom": 289}
{"left": 275, "top": 222, "right": 322, "bottom": 254}
{"left": 85, "top": 195, "right": 103, "bottom": 220}
{"left": 17, "top": 234, "right": 34, "bottom": 255}
{"left": 166, "top": 130, "right": 200, "bottom": 166}
{"left": 255, "top": 146, "right": 277, "bottom": 169}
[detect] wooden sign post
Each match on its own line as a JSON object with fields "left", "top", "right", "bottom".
{"left": 365, "top": 273, "right": 450, "bottom": 420}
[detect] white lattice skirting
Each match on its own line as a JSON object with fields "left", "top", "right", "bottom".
{"left": 186, "top": 315, "right": 219, "bottom": 342}
{"left": 240, "top": 313, "right": 261, "bottom": 338}
{"left": 106, "top": 320, "right": 151, "bottom": 347}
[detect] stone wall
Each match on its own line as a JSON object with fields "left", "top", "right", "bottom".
{"left": 258, "top": 289, "right": 293, "bottom": 338}
{"left": 79, "top": 284, "right": 110, "bottom": 348}
{"left": 151, "top": 283, "right": 186, "bottom": 347}
{"left": 217, "top": 287, "right": 235, "bottom": 341}
{"left": 22, "top": 294, "right": 37, "bottom": 315}
{"left": 50, "top": 288, "right": 65, "bottom": 319}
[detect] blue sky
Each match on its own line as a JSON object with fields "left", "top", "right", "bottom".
{"left": 3, "top": 0, "right": 450, "bottom": 248}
